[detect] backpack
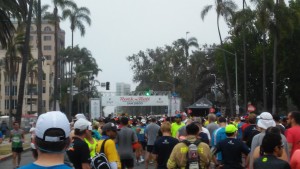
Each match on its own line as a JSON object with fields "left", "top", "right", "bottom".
{"left": 90, "top": 139, "right": 111, "bottom": 169}
{"left": 246, "top": 128, "right": 260, "bottom": 148}
{"left": 182, "top": 139, "right": 202, "bottom": 169}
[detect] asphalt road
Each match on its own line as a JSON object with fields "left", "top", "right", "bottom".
{"left": 0, "top": 150, "right": 156, "bottom": 169}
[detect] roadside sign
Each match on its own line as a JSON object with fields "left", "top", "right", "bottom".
{"left": 247, "top": 104, "right": 256, "bottom": 112}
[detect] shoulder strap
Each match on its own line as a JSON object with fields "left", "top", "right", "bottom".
{"left": 182, "top": 139, "right": 191, "bottom": 146}
{"left": 194, "top": 139, "right": 202, "bottom": 146}
{"left": 100, "top": 139, "right": 108, "bottom": 153}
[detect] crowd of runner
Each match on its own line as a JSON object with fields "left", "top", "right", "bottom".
{"left": 5, "top": 110, "right": 300, "bottom": 169}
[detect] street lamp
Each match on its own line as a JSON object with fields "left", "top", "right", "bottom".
{"left": 210, "top": 47, "right": 238, "bottom": 116}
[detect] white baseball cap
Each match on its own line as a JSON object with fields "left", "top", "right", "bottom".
{"left": 74, "top": 118, "right": 92, "bottom": 131}
{"left": 257, "top": 112, "right": 276, "bottom": 129}
{"left": 75, "top": 113, "right": 86, "bottom": 120}
{"left": 35, "top": 111, "right": 70, "bottom": 142}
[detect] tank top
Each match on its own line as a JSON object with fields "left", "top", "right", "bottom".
{"left": 11, "top": 129, "right": 23, "bottom": 148}
{"left": 84, "top": 138, "right": 97, "bottom": 157}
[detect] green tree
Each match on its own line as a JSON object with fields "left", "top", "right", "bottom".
{"left": 62, "top": 4, "right": 91, "bottom": 117}
{"left": 0, "top": 0, "right": 27, "bottom": 49}
{"left": 5, "top": 27, "right": 24, "bottom": 126}
{"left": 51, "top": 0, "right": 75, "bottom": 111}
{"left": 201, "top": 0, "right": 237, "bottom": 116}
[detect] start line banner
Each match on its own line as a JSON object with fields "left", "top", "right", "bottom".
{"left": 101, "top": 96, "right": 169, "bottom": 106}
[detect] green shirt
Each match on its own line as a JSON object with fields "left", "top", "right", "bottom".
{"left": 11, "top": 129, "right": 24, "bottom": 148}
{"left": 171, "top": 122, "right": 185, "bottom": 138}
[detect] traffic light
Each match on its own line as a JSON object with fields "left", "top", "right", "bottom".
{"left": 106, "top": 82, "right": 110, "bottom": 90}
{"left": 145, "top": 89, "right": 153, "bottom": 96}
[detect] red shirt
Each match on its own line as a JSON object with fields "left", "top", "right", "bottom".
{"left": 290, "top": 149, "right": 300, "bottom": 169}
{"left": 241, "top": 123, "right": 250, "bottom": 132}
{"left": 285, "top": 126, "right": 300, "bottom": 156}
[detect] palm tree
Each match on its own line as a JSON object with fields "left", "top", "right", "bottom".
{"left": 201, "top": 0, "right": 237, "bottom": 116}
{"left": 27, "top": 58, "right": 38, "bottom": 114}
{"left": 33, "top": 0, "right": 50, "bottom": 114}
{"left": 6, "top": 26, "right": 24, "bottom": 125}
{"left": 250, "top": 0, "right": 273, "bottom": 110}
{"left": 0, "top": 0, "right": 26, "bottom": 49}
{"left": 51, "top": 0, "right": 75, "bottom": 111}
{"left": 62, "top": 4, "right": 91, "bottom": 118}
{"left": 16, "top": 0, "right": 34, "bottom": 123}
{"left": 177, "top": 37, "right": 198, "bottom": 105}
{"left": 62, "top": 3, "right": 91, "bottom": 48}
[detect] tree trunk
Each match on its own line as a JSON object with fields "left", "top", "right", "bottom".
{"left": 37, "top": 0, "right": 43, "bottom": 114}
{"left": 272, "top": 0, "right": 279, "bottom": 114}
{"left": 16, "top": 0, "right": 34, "bottom": 124}
{"left": 53, "top": 6, "right": 58, "bottom": 111}
{"left": 30, "top": 71, "right": 33, "bottom": 113}
{"left": 262, "top": 34, "right": 267, "bottom": 110}
{"left": 217, "top": 15, "right": 234, "bottom": 116}
{"left": 68, "top": 30, "right": 74, "bottom": 119}
{"left": 9, "top": 57, "right": 13, "bottom": 126}
{"left": 242, "top": 0, "right": 247, "bottom": 114}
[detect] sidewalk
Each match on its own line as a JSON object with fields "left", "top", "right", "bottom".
{"left": 0, "top": 134, "right": 31, "bottom": 162}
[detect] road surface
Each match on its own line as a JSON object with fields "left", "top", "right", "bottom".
{"left": 0, "top": 150, "right": 155, "bottom": 169}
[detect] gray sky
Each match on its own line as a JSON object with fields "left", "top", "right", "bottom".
{"left": 57, "top": 0, "right": 244, "bottom": 93}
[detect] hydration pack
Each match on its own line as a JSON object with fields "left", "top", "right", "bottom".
{"left": 182, "top": 139, "right": 202, "bottom": 169}
{"left": 90, "top": 139, "right": 111, "bottom": 169}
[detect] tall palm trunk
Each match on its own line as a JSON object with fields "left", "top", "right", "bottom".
{"left": 9, "top": 58, "right": 13, "bottom": 127}
{"left": 68, "top": 29, "right": 74, "bottom": 119}
{"left": 53, "top": 6, "right": 59, "bottom": 111}
{"left": 242, "top": 0, "right": 247, "bottom": 114}
{"left": 16, "top": 0, "right": 34, "bottom": 123}
{"left": 272, "top": 0, "right": 279, "bottom": 114}
{"left": 30, "top": 71, "right": 33, "bottom": 113}
{"left": 262, "top": 34, "right": 267, "bottom": 110}
{"left": 217, "top": 15, "right": 234, "bottom": 116}
{"left": 37, "top": 0, "right": 43, "bottom": 114}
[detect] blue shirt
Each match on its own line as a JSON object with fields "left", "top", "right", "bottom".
{"left": 237, "top": 122, "right": 244, "bottom": 140}
{"left": 19, "top": 163, "right": 72, "bottom": 169}
{"left": 0, "top": 131, "right": 2, "bottom": 138}
{"left": 212, "top": 127, "right": 227, "bottom": 161}
{"left": 137, "top": 125, "right": 146, "bottom": 142}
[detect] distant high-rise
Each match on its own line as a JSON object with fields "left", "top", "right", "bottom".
{"left": 116, "top": 82, "right": 131, "bottom": 96}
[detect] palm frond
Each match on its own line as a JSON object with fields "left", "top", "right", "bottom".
{"left": 201, "top": 5, "right": 213, "bottom": 20}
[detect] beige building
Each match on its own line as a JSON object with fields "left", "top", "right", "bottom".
{"left": 0, "top": 21, "right": 65, "bottom": 116}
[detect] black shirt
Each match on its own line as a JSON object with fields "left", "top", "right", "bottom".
{"left": 243, "top": 124, "right": 259, "bottom": 147}
{"left": 215, "top": 138, "right": 250, "bottom": 169}
{"left": 152, "top": 136, "right": 179, "bottom": 169}
{"left": 67, "top": 137, "right": 90, "bottom": 169}
{"left": 254, "top": 155, "right": 291, "bottom": 169}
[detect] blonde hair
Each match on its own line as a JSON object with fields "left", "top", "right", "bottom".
{"left": 160, "top": 122, "right": 171, "bottom": 133}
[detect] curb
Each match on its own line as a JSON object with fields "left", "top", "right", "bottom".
{"left": 0, "top": 147, "right": 31, "bottom": 162}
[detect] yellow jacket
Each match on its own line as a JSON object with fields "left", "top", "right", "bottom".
{"left": 167, "top": 135, "right": 211, "bottom": 169}
{"left": 96, "top": 139, "right": 121, "bottom": 169}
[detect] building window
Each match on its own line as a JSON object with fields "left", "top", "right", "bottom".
{"left": 5, "top": 86, "right": 9, "bottom": 96}
{"left": 44, "top": 26, "right": 52, "bottom": 32}
{"left": 43, "top": 73, "right": 46, "bottom": 80}
{"left": 43, "top": 100, "right": 46, "bottom": 107}
{"left": 43, "top": 36, "right": 51, "bottom": 41}
{"left": 12, "top": 74, "right": 18, "bottom": 82}
{"left": 43, "top": 45, "right": 52, "bottom": 50}
{"left": 5, "top": 100, "right": 9, "bottom": 110}
{"left": 44, "top": 55, "right": 51, "bottom": 60}
{"left": 13, "top": 100, "right": 17, "bottom": 109}
{"left": 43, "top": 87, "right": 46, "bottom": 93}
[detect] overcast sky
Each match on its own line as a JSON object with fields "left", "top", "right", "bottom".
{"left": 55, "top": 0, "right": 245, "bottom": 93}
